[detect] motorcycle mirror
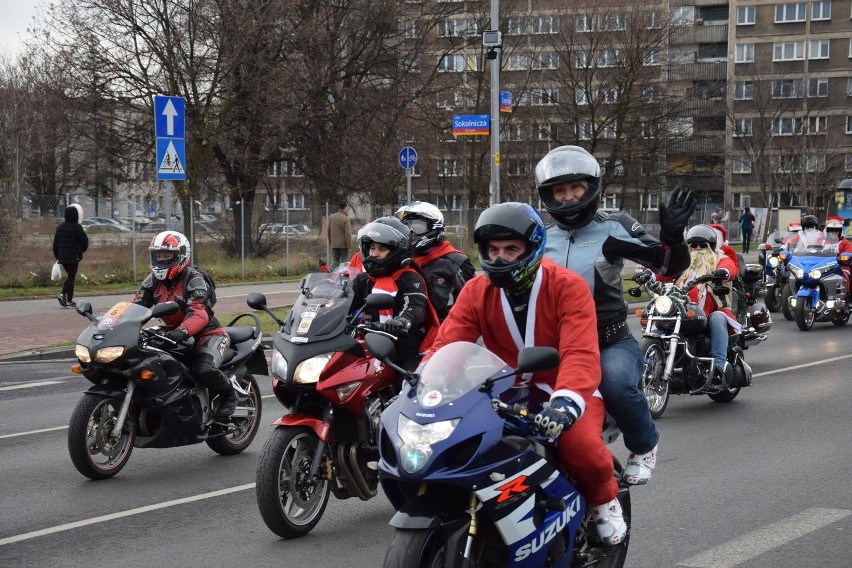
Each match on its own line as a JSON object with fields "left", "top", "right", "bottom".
{"left": 246, "top": 292, "right": 268, "bottom": 310}
{"left": 364, "top": 293, "right": 395, "bottom": 311}
{"left": 757, "top": 244, "right": 767, "bottom": 251}
{"left": 75, "top": 301, "right": 93, "bottom": 317}
{"left": 516, "top": 346, "right": 560, "bottom": 374}
{"left": 628, "top": 287, "right": 643, "bottom": 298}
{"left": 364, "top": 332, "right": 396, "bottom": 362}
{"left": 775, "top": 237, "right": 784, "bottom": 244}
{"left": 152, "top": 302, "right": 180, "bottom": 318}
{"left": 713, "top": 286, "right": 730, "bottom": 296}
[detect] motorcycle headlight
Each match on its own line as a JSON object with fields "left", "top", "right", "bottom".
{"left": 653, "top": 296, "right": 674, "bottom": 316}
{"left": 792, "top": 267, "right": 804, "bottom": 279}
{"left": 808, "top": 269, "right": 822, "bottom": 279}
{"left": 293, "top": 353, "right": 333, "bottom": 384}
{"left": 768, "top": 256, "right": 779, "bottom": 268}
{"left": 397, "top": 415, "right": 460, "bottom": 474}
{"left": 94, "top": 346, "right": 125, "bottom": 363}
{"left": 75, "top": 344, "right": 91, "bottom": 363}
{"left": 271, "top": 350, "right": 288, "bottom": 381}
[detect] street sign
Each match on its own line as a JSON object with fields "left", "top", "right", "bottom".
{"left": 499, "top": 91, "right": 513, "bottom": 113}
{"left": 398, "top": 146, "right": 417, "bottom": 169}
{"left": 154, "top": 95, "right": 186, "bottom": 181}
{"left": 452, "top": 114, "right": 490, "bottom": 136}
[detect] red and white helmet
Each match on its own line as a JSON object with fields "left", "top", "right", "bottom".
{"left": 149, "top": 231, "right": 191, "bottom": 281}
{"left": 787, "top": 222, "right": 802, "bottom": 233}
{"left": 825, "top": 216, "right": 844, "bottom": 232}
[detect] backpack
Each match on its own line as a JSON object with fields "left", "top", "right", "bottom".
{"left": 183, "top": 267, "right": 217, "bottom": 309}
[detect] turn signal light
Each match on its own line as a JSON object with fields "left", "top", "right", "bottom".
{"left": 71, "top": 364, "right": 82, "bottom": 374}
{"left": 139, "top": 369, "right": 155, "bottom": 380}
{"left": 635, "top": 309, "right": 643, "bottom": 317}
{"left": 639, "top": 319, "right": 648, "bottom": 327}
{"left": 686, "top": 310, "right": 696, "bottom": 318}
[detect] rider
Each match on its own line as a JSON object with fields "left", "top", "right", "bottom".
{"left": 427, "top": 202, "right": 626, "bottom": 546}
{"left": 671, "top": 225, "right": 741, "bottom": 392}
{"left": 783, "top": 222, "right": 802, "bottom": 249}
{"left": 351, "top": 216, "right": 438, "bottom": 371}
{"left": 798, "top": 214, "right": 821, "bottom": 249}
{"left": 823, "top": 216, "right": 852, "bottom": 296}
{"left": 396, "top": 202, "right": 475, "bottom": 321}
{"left": 133, "top": 231, "right": 236, "bottom": 420}
{"left": 535, "top": 145, "right": 695, "bottom": 486}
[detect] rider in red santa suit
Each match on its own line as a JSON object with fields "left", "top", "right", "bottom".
{"left": 823, "top": 216, "right": 852, "bottom": 296}
{"left": 425, "top": 202, "right": 626, "bottom": 546}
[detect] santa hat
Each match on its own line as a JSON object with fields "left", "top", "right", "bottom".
{"left": 708, "top": 223, "right": 728, "bottom": 246}
{"left": 825, "top": 216, "right": 844, "bottom": 230}
{"left": 787, "top": 222, "right": 801, "bottom": 232}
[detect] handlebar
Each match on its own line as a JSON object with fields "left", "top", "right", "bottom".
{"left": 492, "top": 400, "right": 557, "bottom": 441}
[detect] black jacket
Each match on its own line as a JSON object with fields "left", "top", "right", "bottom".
{"left": 53, "top": 206, "right": 89, "bottom": 264}
{"left": 417, "top": 252, "right": 476, "bottom": 322}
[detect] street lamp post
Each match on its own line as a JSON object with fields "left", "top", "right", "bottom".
{"left": 484, "top": 4, "right": 502, "bottom": 205}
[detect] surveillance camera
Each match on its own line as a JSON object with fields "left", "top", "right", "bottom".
{"left": 482, "top": 30, "right": 502, "bottom": 48}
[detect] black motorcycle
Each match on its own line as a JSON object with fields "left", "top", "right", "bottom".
{"left": 757, "top": 231, "right": 791, "bottom": 314}
{"left": 631, "top": 272, "right": 758, "bottom": 418}
{"left": 67, "top": 299, "right": 266, "bottom": 480}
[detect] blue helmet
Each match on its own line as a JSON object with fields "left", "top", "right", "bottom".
{"left": 474, "top": 202, "right": 546, "bottom": 295}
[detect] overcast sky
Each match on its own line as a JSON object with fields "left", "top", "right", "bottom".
{"left": 0, "top": 0, "right": 40, "bottom": 56}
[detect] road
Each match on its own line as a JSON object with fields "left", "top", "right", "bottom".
{"left": 0, "top": 315, "right": 850, "bottom": 567}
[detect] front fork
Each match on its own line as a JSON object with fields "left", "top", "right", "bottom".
{"left": 110, "top": 379, "right": 135, "bottom": 438}
{"left": 461, "top": 493, "right": 481, "bottom": 566}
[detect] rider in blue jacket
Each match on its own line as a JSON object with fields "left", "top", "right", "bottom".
{"left": 536, "top": 145, "right": 695, "bottom": 485}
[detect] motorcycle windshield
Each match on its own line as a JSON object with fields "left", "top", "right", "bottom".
{"left": 283, "top": 271, "right": 358, "bottom": 340}
{"left": 792, "top": 231, "right": 834, "bottom": 257}
{"left": 95, "top": 302, "right": 150, "bottom": 329}
{"left": 416, "top": 342, "right": 510, "bottom": 406}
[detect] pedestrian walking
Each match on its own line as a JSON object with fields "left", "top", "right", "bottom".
{"left": 328, "top": 202, "right": 353, "bottom": 269}
{"left": 739, "top": 207, "right": 756, "bottom": 253}
{"left": 52, "top": 204, "right": 89, "bottom": 308}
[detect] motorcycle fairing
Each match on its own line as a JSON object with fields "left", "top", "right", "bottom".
{"left": 274, "top": 414, "right": 331, "bottom": 441}
{"left": 316, "top": 351, "right": 397, "bottom": 415}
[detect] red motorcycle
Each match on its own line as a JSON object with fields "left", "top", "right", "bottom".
{"left": 248, "top": 271, "right": 400, "bottom": 538}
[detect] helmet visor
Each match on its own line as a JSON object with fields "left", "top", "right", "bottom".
{"left": 151, "top": 249, "right": 179, "bottom": 268}
{"left": 402, "top": 218, "right": 430, "bottom": 235}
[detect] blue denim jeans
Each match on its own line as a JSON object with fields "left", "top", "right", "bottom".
{"left": 600, "top": 333, "right": 659, "bottom": 455}
{"left": 707, "top": 311, "right": 729, "bottom": 370}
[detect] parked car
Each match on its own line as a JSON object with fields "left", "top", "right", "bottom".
{"left": 81, "top": 218, "right": 130, "bottom": 233}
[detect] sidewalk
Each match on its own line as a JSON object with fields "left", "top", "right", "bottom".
{"left": 0, "top": 281, "right": 303, "bottom": 361}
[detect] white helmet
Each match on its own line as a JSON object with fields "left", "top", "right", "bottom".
{"left": 396, "top": 201, "right": 446, "bottom": 253}
{"left": 149, "top": 231, "right": 191, "bottom": 281}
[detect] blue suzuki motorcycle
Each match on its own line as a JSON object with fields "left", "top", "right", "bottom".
{"left": 779, "top": 234, "right": 851, "bottom": 331}
{"left": 370, "top": 338, "right": 631, "bottom": 568}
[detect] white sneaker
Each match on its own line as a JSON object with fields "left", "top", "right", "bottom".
{"left": 591, "top": 498, "right": 627, "bottom": 546}
{"left": 623, "top": 444, "right": 657, "bottom": 485}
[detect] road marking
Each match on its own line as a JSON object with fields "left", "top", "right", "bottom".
{"left": 0, "top": 380, "right": 65, "bottom": 391}
{"left": 0, "top": 426, "right": 68, "bottom": 440}
{"left": 679, "top": 507, "right": 851, "bottom": 568}
{"left": 752, "top": 353, "right": 852, "bottom": 378}
{"left": 0, "top": 483, "right": 256, "bottom": 547}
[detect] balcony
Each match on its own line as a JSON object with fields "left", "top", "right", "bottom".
{"left": 671, "top": 23, "right": 729, "bottom": 45}
{"left": 667, "top": 136, "right": 724, "bottom": 155}
{"left": 668, "top": 61, "right": 727, "bottom": 81}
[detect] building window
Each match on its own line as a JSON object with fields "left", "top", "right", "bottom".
{"left": 599, "top": 88, "right": 618, "bottom": 104}
{"left": 599, "top": 13, "right": 627, "bottom": 31}
{"left": 505, "top": 53, "right": 529, "bottom": 71}
{"left": 640, "top": 192, "right": 659, "bottom": 211}
{"left": 772, "top": 79, "right": 804, "bottom": 98}
{"left": 735, "top": 43, "right": 755, "bottom": 63}
{"left": 847, "top": 116, "right": 852, "bottom": 134}
{"left": 500, "top": 123, "right": 524, "bottom": 141}
{"left": 733, "top": 157, "right": 753, "bottom": 173}
{"left": 576, "top": 88, "right": 589, "bottom": 105}
{"left": 734, "top": 81, "right": 754, "bottom": 100}
{"left": 437, "top": 19, "right": 464, "bottom": 37}
{"left": 775, "top": 3, "right": 807, "bottom": 23}
{"left": 774, "top": 117, "right": 804, "bottom": 135}
{"left": 643, "top": 48, "right": 661, "bottom": 66}
{"left": 436, "top": 194, "right": 463, "bottom": 210}
{"left": 437, "top": 55, "right": 465, "bottom": 72}
{"left": 811, "top": 1, "right": 831, "bottom": 20}
{"left": 507, "top": 17, "right": 527, "bottom": 35}
{"left": 531, "top": 16, "right": 559, "bottom": 34}
{"left": 846, "top": 154, "right": 852, "bottom": 172}
{"left": 598, "top": 49, "right": 624, "bottom": 67}
{"left": 734, "top": 118, "right": 753, "bottom": 137}
{"left": 773, "top": 41, "right": 806, "bottom": 61}
{"left": 808, "top": 78, "right": 829, "bottom": 97}
{"left": 737, "top": 6, "right": 756, "bottom": 25}
{"left": 806, "top": 116, "right": 828, "bottom": 134}
{"left": 601, "top": 194, "right": 618, "bottom": 210}
{"left": 645, "top": 10, "right": 662, "bottom": 29}
{"left": 847, "top": 77, "right": 852, "bottom": 95}
{"left": 601, "top": 124, "right": 618, "bottom": 139}
{"left": 437, "top": 159, "right": 462, "bottom": 177}
{"left": 671, "top": 6, "right": 695, "bottom": 25}
{"left": 600, "top": 158, "right": 625, "bottom": 176}
{"left": 287, "top": 193, "right": 307, "bottom": 209}
{"left": 809, "top": 39, "right": 830, "bottom": 59}
{"left": 531, "top": 88, "right": 559, "bottom": 105}
{"left": 507, "top": 159, "right": 528, "bottom": 177}
{"left": 806, "top": 154, "right": 826, "bottom": 172}
{"left": 537, "top": 123, "right": 558, "bottom": 141}
{"left": 576, "top": 14, "right": 594, "bottom": 32}
{"left": 643, "top": 85, "right": 662, "bottom": 102}
{"left": 578, "top": 121, "right": 592, "bottom": 140}
{"left": 531, "top": 52, "right": 559, "bottom": 70}
{"left": 641, "top": 122, "right": 659, "bottom": 139}
{"left": 576, "top": 51, "right": 591, "bottom": 68}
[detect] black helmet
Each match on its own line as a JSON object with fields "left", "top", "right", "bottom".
{"left": 358, "top": 217, "right": 412, "bottom": 276}
{"left": 474, "top": 202, "right": 546, "bottom": 295}
{"left": 801, "top": 215, "right": 819, "bottom": 230}
{"left": 535, "top": 145, "right": 602, "bottom": 228}
{"left": 396, "top": 202, "right": 446, "bottom": 254}
{"left": 685, "top": 224, "right": 717, "bottom": 250}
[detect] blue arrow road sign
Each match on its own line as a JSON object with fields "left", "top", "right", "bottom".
{"left": 156, "top": 138, "right": 186, "bottom": 181}
{"left": 398, "top": 146, "right": 417, "bottom": 169}
{"left": 154, "top": 95, "right": 185, "bottom": 138}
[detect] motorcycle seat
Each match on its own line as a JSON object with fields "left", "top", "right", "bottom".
{"left": 225, "top": 325, "right": 258, "bottom": 344}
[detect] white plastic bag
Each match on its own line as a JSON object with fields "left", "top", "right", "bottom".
{"left": 51, "top": 261, "right": 62, "bottom": 282}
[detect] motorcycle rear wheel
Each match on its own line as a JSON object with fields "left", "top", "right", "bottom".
{"left": 639, "top": 338, "right": 669, "bottom": 419}
{"left": 68, "top": 394, "right": 135, "bottom": 480}
{"left": 707, "top": 388, "right": 741, "bottom": 403}
{"left": 781, "top": 283, "right": 794, "bottom": 321}
{"left": 206, "top": 374, "right": 262, "bottom": 455}
{"left": 764, "top": 284, "right": 781, "bottom": 312}
{"left": 256, "top": 427, "right": 331, "bottom": 539}
{"left": 794, "top": 300, "right": 815, "bottom": 331}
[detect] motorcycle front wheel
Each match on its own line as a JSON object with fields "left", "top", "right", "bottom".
{"left": 794, "top": 300, "right": 815, "bottom": 331}
{"left": 68, "top": 394, "right": 135, "bottom": 480}
{"left": 639, "top": 338, "right": 669, "bottom": 419}
{"left": 383, "top": 528, "right": 455, "bottom": 568}
{"left": 206, "top": 374, "right": 262, "bottom": 455}
{"left": 781, "top": 283, "right": 794, "bottom": 321}
{"left": 256, "top": 427, "right": 331, "bottom": 539}
{"left": 764, "top": 283, "right": 781, "bottom": 312}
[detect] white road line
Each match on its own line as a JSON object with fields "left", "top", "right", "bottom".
{"left": 752, "top": 353, "right": 852, "bottom": 378}
{"left": 0, "top": 426, "right": 68, "bottom": 440}
{"left": 679, "top": 507, "right": 851, "bottom": 568}
{"left": 0, "top": 380, "right": 65, "bottom": 391}
{"left": 0, "top": 483, "right": 256, "bottom": 547}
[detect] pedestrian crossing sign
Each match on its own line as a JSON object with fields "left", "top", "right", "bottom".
{"left": 156, "top": 138, "right": 186, "bottom": 180}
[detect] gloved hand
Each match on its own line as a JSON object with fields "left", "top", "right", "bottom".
{"left": 163, "top": 328, "right": 189, "bottom": 343}
{"left": 534, "top": 397, "right": 580, "bottom": 441}
{"left": 378, "top": 317, "right": 411, "bottom": 336}
{"left": 711, "top": 268, "right": 730, "bottom": 281}
{"left": 658, "top": 187, "right": 697, "bottom": 244}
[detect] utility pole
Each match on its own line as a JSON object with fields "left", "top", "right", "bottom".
{"left": 484, "top": 3, "right": 502, "bottom": 205}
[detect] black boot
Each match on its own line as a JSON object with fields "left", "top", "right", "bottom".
{"left": 710, "top": 363, "right": 729, "bottom": 391}
{"left": 214, "top": 388, "right": 237, "bottom": 420}
{"left": 57, "top": 294, "right": 67, "bottom": 308}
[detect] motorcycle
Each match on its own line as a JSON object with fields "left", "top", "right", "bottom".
{"left": 249, "top": 270, "right": 401, "bottom": 539}
{"left": 757, "top": 231, "right": 790, "bottom": 313}
{"left": 371, "top": 337, "right": 631, "bottom": 568}
{"left": 778, "top": 233, "right": 851, "bottom": 331}
{"left": 631, "top": 271, "right": 757, "bottom": 419}
{"left": 68, "top": 299, "right": 266, "bottom": 480}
